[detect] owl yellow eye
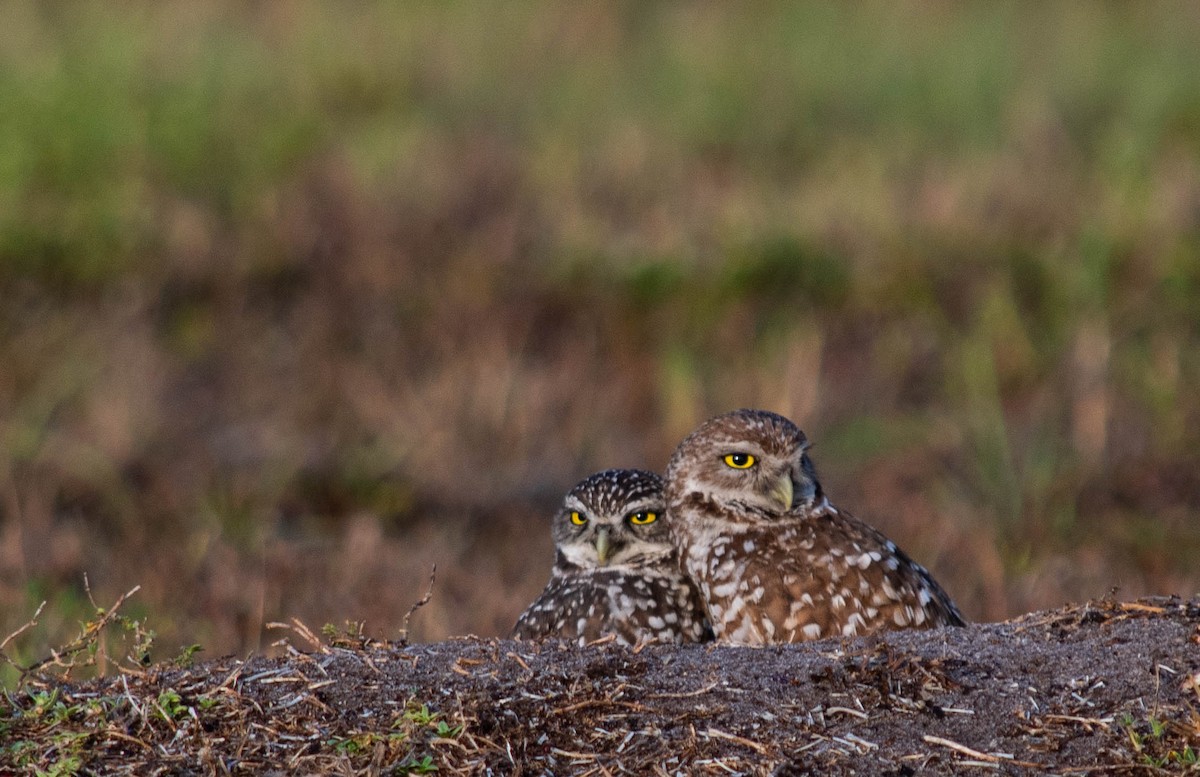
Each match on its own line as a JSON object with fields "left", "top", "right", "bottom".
{"left": 569, "top": 511, "right": 587, "bottom": 526}
{"left": 628, "top": 511, "right": 658, "bottom": 526}
{"left": 723, "top": 453, "right": 756, "bottom": 469}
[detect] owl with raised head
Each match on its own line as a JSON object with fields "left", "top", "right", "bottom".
{"left": 665, "top": 409, "right": 964, "bottom": 646}
{"left": 512, "top": 469, "right": 710, "bottom": 646}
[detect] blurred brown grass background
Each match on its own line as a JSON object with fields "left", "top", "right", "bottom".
{"left": 3, "top": 2, "right": 1200, "bottom": 680}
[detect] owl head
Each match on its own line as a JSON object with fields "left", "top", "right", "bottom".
{"left": 552, "top": 469, "right": 672, "bottom": 570}
{"left": 665, "top": 409, "right": 824, "bottom": 519}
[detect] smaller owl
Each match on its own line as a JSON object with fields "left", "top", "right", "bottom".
{"left": 512, "top": 469, "right": 710, "bottom": 646}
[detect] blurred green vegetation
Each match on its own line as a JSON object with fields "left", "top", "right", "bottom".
{"left": 3, "top": 2, "right": 1200, "bottom": 682}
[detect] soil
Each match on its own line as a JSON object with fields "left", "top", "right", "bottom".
{"left": 4, "top": 597, "right": 1199, "bottom": 775}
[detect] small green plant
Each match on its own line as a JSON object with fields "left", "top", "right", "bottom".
{"left": 0, "top": 690, "right": 95, "bottom": 775}
{"left": 329, "top": 732, "right": 376, "bottom": 755}
{"left": 433, "top": 720, "right": 463, "bottom": 738}
{"left": 1120, "top": 712, "right": 1199, "bottom": 768}
{"left": 172, "top": 644, "right": 204, "bottom": 668}
{"left": 320, "top": 621, "right": 370, "bottom": 649}
{"left": 324, "top": 698, "right": 463, "bottom": 771}
{"left": 2, "top": 739, "right": 40, "bottom": 768}
{"left": 396, "top": 753, "right": 438, "bottom": 774}
{"left": 25, "top": 689, "right": 62, "bottom": 719}
{"left": 403, "top": 703, "right": 437, "bottom": 727}
{"left": 37, "top": 753, "right": 83, "bottom": 777}
{"left": 399, "top": 701, "right": 461, "bottom": 738}
{"left": 155, "top": 690, "right": 188, "bottom": 722}
{"left": 1140, "top": 744, "right": 1199, "bottom": 769}
{"left": 19, "top": 689, "right": 83, "bottom": 729}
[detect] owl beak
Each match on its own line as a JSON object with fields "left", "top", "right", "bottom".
{"left": 594, "top": 526, "right": 612, "bottom": 566}
{"left": 769, "top": 474, "right": 794, "bottom": 513}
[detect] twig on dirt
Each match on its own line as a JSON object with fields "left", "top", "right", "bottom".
{"left": 1152, "top": 660, "right": 1165, "bottom": 718}
{"left": 552, "top": 698, "right": 645, "bottom": 715}
{"left": 257, "top": 675, "right": 309, "bottom": 684}
{"left": 244, "top": 666, "right": 294, "bottom": 683}
{"left": 922, "top": 735, "right": 1043, "bottom": 769}
{"left": 1183, "top": 671, "right": 1200, "bottom": 701}
{"left": 704, "top": 727, "right": 768, "bottom": 755}
{"left": 826, "top": 705, "right": 869, "bottom": 719}
{"left": 273, "top": 694, "right": 308, "bottom": 711}
{"left": 648, "top": 681, "right": 719, "bottom": 699}
{"left": 213, "top": 661, "right": 246, "bottom": 691}
{"left": 266, "top": 618, "right": 333, "bottom": 653}
{"left": 1118, "top": 602, "right": 1165, "bottom": 614}
{"left": 400, "top": 564, "right": 437, "bottom": 641}
{"left": 578, "top": 764, "right": 616, "bottom": 777}
{"left": 792, "top": 734, "right": 830, "bottom": 754}
{"left": 551, "top": 746, "right": 598, "bottom": 761}
{"left": 922, "top": 735, "right": 1006, "bottom": 761}
{"left": 835, "top": 733, "right": 878, "bottom": 752}
{"left": 1043, "top": 713, "right": 1113, "bottom": 729}
{"left": 358, "top": 651, "right": 384, "bottom": 676}
{"left": 104, "top": 728, "right": 157, "bottom": 752}
{"left": 697, "top": 755, "right": 752, "bottom": 773}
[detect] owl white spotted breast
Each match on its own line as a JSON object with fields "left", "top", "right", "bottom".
{"left": 665, "top": 409, "right": 964, "bottom": 646}
{"left": 512, "top": 469, "right": 711, "bottom": 646}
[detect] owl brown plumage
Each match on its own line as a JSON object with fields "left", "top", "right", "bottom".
{"left": 512, "top": 469, "right": 710, "bottom": 646}
{"left": 665, "top": 409, "right": 964, "bottom": 646}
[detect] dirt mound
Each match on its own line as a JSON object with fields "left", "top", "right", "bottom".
{"left": 4, "top": 597, "right": 1198, "bottom": 774}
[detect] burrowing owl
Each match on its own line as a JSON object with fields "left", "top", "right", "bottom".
{"left": 665, "top": 409, "right": 964, "bottom": 645}
{"left": 512, "top": 469, "right": 710, "bottom": 645}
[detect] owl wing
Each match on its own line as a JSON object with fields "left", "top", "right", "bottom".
{"left": 513, "top": 569, "right": 710, "bottom": 645}
{"left": 511, "top": 573, "right": 612, "bottom": 643}
{"left": 709, "top": 510, "right": 962, "bottom": 644}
